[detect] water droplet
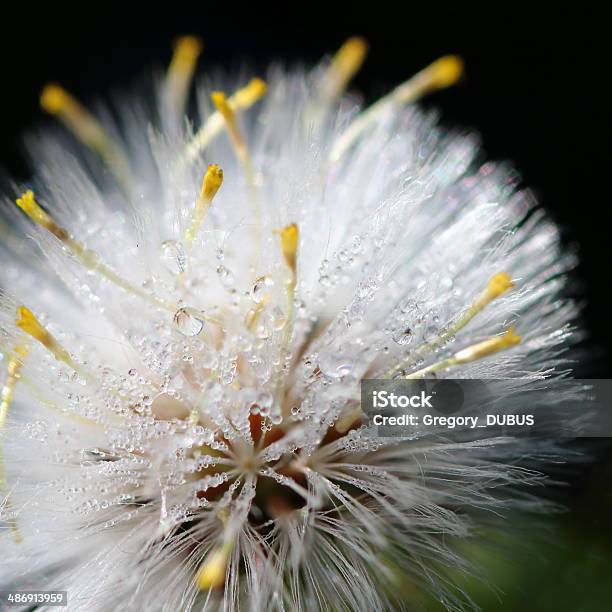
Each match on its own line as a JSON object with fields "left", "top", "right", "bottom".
{"left": 392, "top": 327, "right": 413, "bottom": 346}
{"left": 270, "top": 306, "right": 287, "bottom": 330}
{"left": 161, "top": 240, "right": 186, "bottom": 275}
{"left": 399, "top": 298, "right": 419, "bottom": 314}
{"left": 251, "top": 276, "right": 273, "bottom": 303}
{"left": 319, "top": 354, "right": 354, "bottom": 379}
{"left": 357, "top": 279, "right": 378, "bottom": 300}
{"left": 257, "top": 392, "right": 273, "bottom": 408}
{"left": 173, "top": 307, "right": 204, "bottom": 336}
{"left": 216, "top": 265, "right": 235, "bottom": 288}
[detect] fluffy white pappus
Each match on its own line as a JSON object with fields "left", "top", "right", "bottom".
{"left": 0, "top": 41, "right": 581, "bottom": 611}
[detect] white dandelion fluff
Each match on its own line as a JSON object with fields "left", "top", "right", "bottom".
{"left": 0, "top": 36, "right": 580, "bottom": 610}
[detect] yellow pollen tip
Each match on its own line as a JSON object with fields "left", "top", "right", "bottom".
{"left": 15, "top": 306, "right": 73, "bottom": 365}
{"left": 499, "top": 326, "right": 522, "bottom": 348}
{"left": 196, "top": 547, "right": 229, "bottom": 590}
{"left": 16, "top": 190, "right": 45, "bottom": 220}
{"left": 329, "top": 54, "right": 463, "bottom": 162}
{"left": 15, "top": 190, "right": 68, "bottom": 240}
{"left": 40, "top": 83, "right": 72, "bottom": 115}
{"left": 332, "top": 36, "right": 368, "bottom": 76}
{"left": 172, "top": 35, "right": 203, "bottom": 66}
{"left": 40, "top": 84, "right": 132, "bottom": 191}
{"left": 337, "top": 36, "right": 368, "bottom": 61}
{"left": 234, "top": 78, "right": 267, "bottom": 107}
{"left": 183, "top": 78, "right": 267, "bottom": 163}
{"left": 426, "top": 55, "right": 464, "bottom": 90}
{"left": 211, "top": 91, "right": 231, "bottom": 116}
{"left": 322, "top": 36, "right": 369, "bottom": 101}
{"left": 277, "top": 223, "right": 299, "bottom": 273}
{"left": 486, "top": 272, "right": 515, "bottom": 299}
{"left": 16, "top": 306, "right": 49, "bottom": 344}
{"left": 201, "top": 164, "right": 224, "bottom": 201}
{"left": 185, "top": 164, "right": 224, "bottom": 244}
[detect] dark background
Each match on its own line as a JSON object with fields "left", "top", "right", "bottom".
{"left": 1, "top": 7, "right": 611, "bottom": 608}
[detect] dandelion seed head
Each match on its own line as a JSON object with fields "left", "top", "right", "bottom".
{"left": 0, "top": 38, "right": 581, "bottom": 611}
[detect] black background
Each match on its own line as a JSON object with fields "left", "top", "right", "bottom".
{"left": 0, "top": 5, "right": 609, "bottom": 375}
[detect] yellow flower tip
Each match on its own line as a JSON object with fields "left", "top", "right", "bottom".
{"left": 15, "top": 190, "right": 68, "bottom": 240}
{"left": 428, "top": 55, "right": 464, "bottom": 90}
{"left": 211, "top": 91, "right": 229, "bottom": 110}
{"left": 15, "top": 190, "right": 36, "bottom": 213}
{"left": 15, "top": 306, "right": 46, "bottom": 342}
{"left": 335, "top": 36, "right": 369, "bottom": 69}
{"left": 500, "top": 326, "right": 522, "bottom": 349}
{"left": 173, "top": 35, "right": 203, "bottom": 63}
{"left": 196, "top": 547, "right": 229, "bottom": 590}
{"left": 486, "top": 272, "right": 515, "bottom": 299}
{"left": 211, "top": 91, "right": 237, "bottom": 125}
{"left": 345, "top": 35, "right": 369, "bottom": 55}
{"left": 227, "top": 78, "right": 267, "bottom": 112}
{"left": 202, "top": 164, "right": 224, "bottom": 200}
{"left": 15, "top": 306, "right": 73, "bottom": 364}
{"left": 40, "top": 83, "right": 70, "bottom": 114}
{"left": 248, "top": 77, "right": 267, "bottom": 97}
{"left": 277, "top": 223, "right": 299, "bottom": 273}
{"left": 323, "top": 36, "right": 368, "bottom": 101}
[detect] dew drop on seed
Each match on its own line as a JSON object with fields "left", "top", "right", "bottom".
{"left": 399, "top": 298, "right": 418, "bottom": 314}
{"left": 251, "top": 275, "right": 273, "bottom": 303}
{"left": 161, "top": 240, "right": 186, "bottom": 275}
{"left": 216, "top": 265, "right": 235, "bottom": 287}
{"left": 271, "top": 306, "right": 287, "bottom": 330}
{"left": 319, "top": 354, "right": 354, "bottom": 379}
{"left": 392, "top": 327, "right": 413, "bottom": 346}
{"left": 257, "top": 391, "right": 273, "bottom": 409}
{"left": 173, "top": 307, "right": 204, "bottom": 336}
